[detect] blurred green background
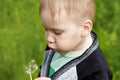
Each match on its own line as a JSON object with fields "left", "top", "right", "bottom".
{"left": 0, "top": 0, "right": 120, "bottom": 80}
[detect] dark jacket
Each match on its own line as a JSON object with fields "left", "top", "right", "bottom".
{"left": 39, "top": 32, "right": 112, "bottom": 80}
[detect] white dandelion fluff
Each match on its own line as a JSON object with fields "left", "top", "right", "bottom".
{"left": 26, "top": 59, "right": 38, "bottom": 80}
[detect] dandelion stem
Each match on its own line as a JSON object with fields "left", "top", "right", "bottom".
{"left": 30, "top": 72, "right": 32, "bottom": 80}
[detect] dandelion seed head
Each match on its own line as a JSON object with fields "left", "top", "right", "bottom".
{"left": 26, "top": 59, "right": 38, "bottom": 74}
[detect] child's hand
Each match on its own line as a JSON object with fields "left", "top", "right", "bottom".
{"left": 34, "top": 77, "right": 51, "bottom": 80}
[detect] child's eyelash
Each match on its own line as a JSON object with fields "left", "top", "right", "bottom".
{"left": 54, "top": 32, "right": 62, "bottom": 35}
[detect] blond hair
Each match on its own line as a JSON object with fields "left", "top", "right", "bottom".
{"left": 39, "top": 0, "right": 96, "bottom": 23}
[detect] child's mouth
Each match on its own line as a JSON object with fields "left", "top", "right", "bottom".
{"left": 50, "top": 48, "right": 56, "bottom": 51}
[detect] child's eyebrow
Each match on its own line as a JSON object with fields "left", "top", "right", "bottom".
{"left": 50, "top": 28, "right": 64, "bottom": 32}
{"left": 42, "top": 25, "right": 64, "bottom": 31}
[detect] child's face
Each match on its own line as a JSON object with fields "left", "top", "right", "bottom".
{"left": 41, "top": 10, "right": 84, "bottom": 53}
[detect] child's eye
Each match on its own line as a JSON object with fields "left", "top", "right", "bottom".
{"left": 54, "top": 32, "right": 62, "bottom": 35}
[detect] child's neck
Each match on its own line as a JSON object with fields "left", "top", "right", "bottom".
{"left": 82, "top": 34, "right": 93, "bottom": 51}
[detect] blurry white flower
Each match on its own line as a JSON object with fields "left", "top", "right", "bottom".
{"left": 26, "top": 59, "right": 38, "bottom": 80}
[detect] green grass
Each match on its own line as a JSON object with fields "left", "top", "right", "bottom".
{"left": 0, "top": 0, "right": 46, "bottom": 79}
{"left": 94, "top": 0, "right": 120, "bottom": 79}
{"left": 0, "top": 0, "right": 120, "bottom": 80}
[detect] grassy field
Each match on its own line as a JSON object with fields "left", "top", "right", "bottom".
{"left": 0, "top": 0, "right": 120, "bottom": 80}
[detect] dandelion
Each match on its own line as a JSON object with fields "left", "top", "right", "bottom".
{"left": 26, "top": 59, "right": 38, "bottom": 80}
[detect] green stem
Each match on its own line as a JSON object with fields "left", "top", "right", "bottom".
{"left": 30, "top": 72, "right": 32, "bottom": 80}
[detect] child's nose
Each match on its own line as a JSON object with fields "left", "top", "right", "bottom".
{"left": 46, "top": 33, "right": 55, "bottom": 44}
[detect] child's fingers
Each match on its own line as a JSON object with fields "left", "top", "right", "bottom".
{"left": 34, "top": 77, "right": 51, "bottom": 80}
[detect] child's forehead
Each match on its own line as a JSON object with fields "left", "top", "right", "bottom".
{"left": 41, "top": 10, "right": 80, "bottom": 29}
{"left": 41, "top": 8, "right": 69, "bottom": 22}
{"left": 41, "top": 10, "right": 69, "bottom": 26}
{"left": 40, "top": 8, "right": 83, "bottom": 28}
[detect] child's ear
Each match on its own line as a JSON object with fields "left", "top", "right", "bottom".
{"left": 81, "top": 20, "right": 92, "bottom": 37}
